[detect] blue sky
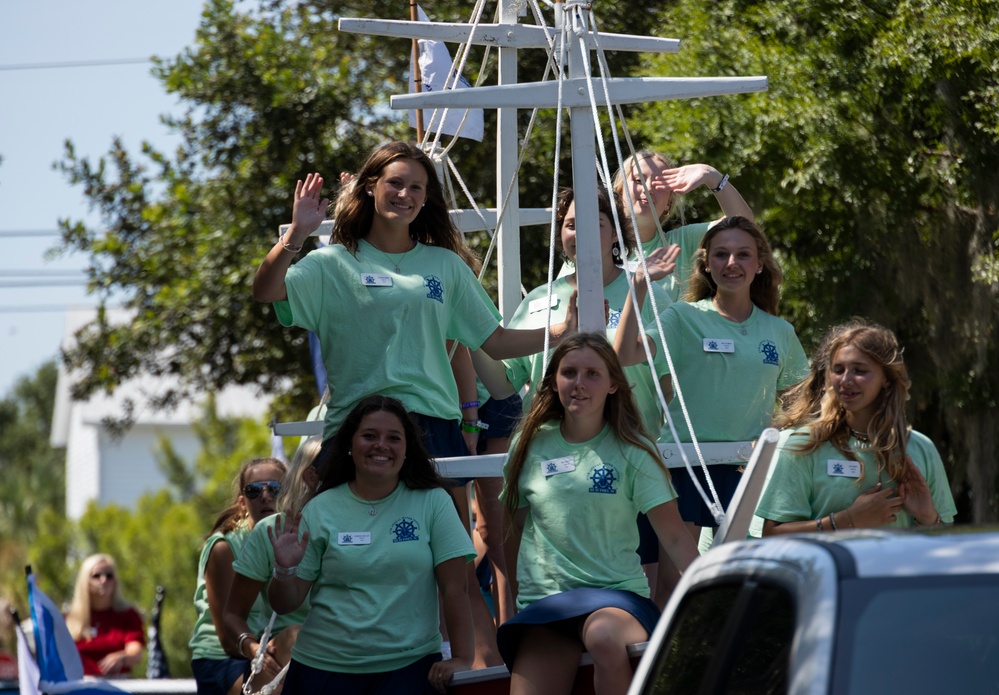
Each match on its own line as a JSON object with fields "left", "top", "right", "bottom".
{"left": 0, "top": 0, "right": 206, "bottom": 396}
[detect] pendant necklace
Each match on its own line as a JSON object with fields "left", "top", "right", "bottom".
{"left": 351, "top": 483, "right": 390, "bottom": 516}
{"left": 367, "top": 239, "right": 415, "bottom": 274}
{"left": 850, "top": 428, "right": 872, "bottom": 451}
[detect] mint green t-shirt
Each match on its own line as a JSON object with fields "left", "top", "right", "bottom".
{"left": 189, "top": 525, "right": 265, "bottom": 660}
{"left": 648, "top": 299, "right": 808, "bottom": 450}
{"left": 503, "top": 272, "right": 672, "bottom": 437}
{"left": 275, "top": 241, "right": 501, "bottom": 439}
{"left": 291, "top": 484, "right": 475, "bottom": 673}
{"left": 755, "top": 428, "right": 957, "bottom": 528}
{"left": 501, "top": 422, "right": 676, "bottom": 608}
{"left": 637, "top": 221, "right": 710, "bottom": 302}
{"left": 231, "top": 514, "right": 311, "bottom": 633}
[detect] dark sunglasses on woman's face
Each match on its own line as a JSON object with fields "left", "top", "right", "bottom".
{"left": 91, "top": 571, "right": 115, "bottom": 580}
{"left": 243, "top": 480, "right": 282, "bottom": 500}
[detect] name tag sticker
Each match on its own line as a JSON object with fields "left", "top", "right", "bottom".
{"left": 361, "top": 273, "right": 393, "bottom": 287}
{"left": 338, "top": 532, "right": 372, "bottom": 546}
{"left": 827, "top": 459, "right": 861, "bottom": 478}
{"left": 541, "top": 456, "right": 575, "bottom": 477}
{"left": 529, "top": 295, "right": 560, "bottom": 313}
{"left": 703, "top": 338, "right": 735, "bottom": 353}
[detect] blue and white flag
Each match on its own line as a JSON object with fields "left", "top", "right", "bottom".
{"left": 26, "top": 571, "right": 134, "bottom": 694}
{"left": 27, "top": 572, "right": 83, "bottom": 684}
{"left": 408, "top": 6, "right": 485, "bottom": 141}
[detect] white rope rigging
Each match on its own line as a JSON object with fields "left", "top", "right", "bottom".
{"left": 562, "top": 3, "right": 724, "bottom": 522}
{"left": 241, "top": 612, "right": 290, "bottom": 695}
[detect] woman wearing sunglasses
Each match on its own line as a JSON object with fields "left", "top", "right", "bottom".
{"left": 66, "top": 553, "right": 145, "bottom": 676}
{"left": 190, "top": 457, "right": 287, "bottom": 695}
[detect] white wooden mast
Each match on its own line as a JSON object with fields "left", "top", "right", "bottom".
{"left": 341, "top": 2, "right": 766, "bottom": 333}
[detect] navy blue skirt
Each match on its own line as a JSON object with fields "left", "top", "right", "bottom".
{"left": 496, "top": 588, "right": 659, "bottom": 668}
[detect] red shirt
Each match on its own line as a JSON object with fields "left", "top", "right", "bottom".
{"left": 74, "top": 607, "right": 145, "bottom": 676}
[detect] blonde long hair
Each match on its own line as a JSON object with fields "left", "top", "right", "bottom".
{"left": 612, "top": 150, "right": 678, "bottom": 227}
{"left": 792, "top": 322, "right": 912, "bottom": 483}
{"left": 503, "top": 333, "right": 664, "bottom": 514}
{"left": 65, "top": 554, "right": 136, "bottom": 641}
{"left": 278, "top": 436, "right": 323, "bottom": 514}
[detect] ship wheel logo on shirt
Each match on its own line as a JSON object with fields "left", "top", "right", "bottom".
{"left": 759, "top": 340, "right": 780, "bottom": 366}
{"left": 391, "top": 517, "right": 420, "bottom": 542}
{"left": 424, "top": 275, "right": 444, "bottom": 303}
{"left": 588, "top": 464, "right": 619, "bottom": 494}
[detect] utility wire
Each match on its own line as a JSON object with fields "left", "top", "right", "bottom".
{"left": 0, "top": 304, "right": 97, "bottom": 313}
{"left": 0, "top": 230, "right": 64, "bottom": 237}
{"left": 0, "top": 57, "right": 154, "bottom": 71}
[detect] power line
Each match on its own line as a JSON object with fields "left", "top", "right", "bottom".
{"left": 0, "top": 270, "right": 86, "bottom": 277}
{"left": 0, "top": 57, "right": 155, "bottom": 71}
{"left": 0, "top": 280, "right": 87, "bottom": 288}
{"left": 0, "top": 230, "right": 63, "bottom": 238}
{"left": 0, "top": 304, "right": 97, "bottom": 313}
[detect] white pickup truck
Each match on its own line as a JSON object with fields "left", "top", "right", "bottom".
{"left": 627, "top": 528, "right": 999, "bottom": 694}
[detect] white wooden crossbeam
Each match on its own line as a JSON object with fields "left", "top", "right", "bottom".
{"left": 337, "top": 18, "right": 679, "bottom": 54}
{"left": 390, "top": 76, "right": 768, "bottom": 111}
{"left": 278, "top": 208, "right": 552, "bottom": 238}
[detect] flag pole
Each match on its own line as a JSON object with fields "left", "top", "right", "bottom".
{"left": 409, "top": 0, "right": 425, "bottom": 141}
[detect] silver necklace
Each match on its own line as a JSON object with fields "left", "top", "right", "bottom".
{"left": 367, "top": 239, "right": 415, "bottom": 274}
{"left": 351, "top": 483, "right": 389, "bottom": 516}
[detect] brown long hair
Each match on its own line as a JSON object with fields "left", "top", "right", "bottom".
{"left": 554, "top": 186, "right": 636, "bottom": 267}
{"left": 503, "top": 333, "right": 665, "bottom": 514}
{"left": 792, "top": 322, "right": 912, "bottom": 483}
{"left": 331, "top": 141, "right": 480, "bottom": 271}
{"left": 319, "top": 395, "right": 444, "bottom": 492}
{"left": 685, "top": 216, "right": 782, "bottom": 315}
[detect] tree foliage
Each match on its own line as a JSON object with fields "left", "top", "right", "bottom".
{"left": 633, "top": 0, "right": 999, "bottom": 519}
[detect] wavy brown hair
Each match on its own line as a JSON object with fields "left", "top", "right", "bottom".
{"left": 685, "top": 216, "right": 782, "bottom": 315}
{"left": 792, "top": 322, "right": 912, "bottom": 484}
{"left": 503, "top": 333, "right": 665, "bottom": 514}
{"left": 210, "top": 457, "right": 287, "bottom": 535}
{"left": 330, "top": 141, "right": 479, "bottom": 272}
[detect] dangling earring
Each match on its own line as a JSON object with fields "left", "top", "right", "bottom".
{"left": 755, "top": 268, "right": 763, "bottom": 275}
{"left": 611, "top": 241, "right": 621, "bottom": 262}
{"left": 366, "top": 190, "right": 373, "bottom": 197}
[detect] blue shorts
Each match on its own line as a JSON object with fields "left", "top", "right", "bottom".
{"left": 496, "top": 588, "right": 659, "bottom": 669}
{"left": 412, "top": 413, "right": 471, "bottom": 486}
{"left": 672, "top": 464, "right": 744, "bottom": 527}
{"left": 282, "top": 653, "right": 442, "bottom": 695}
{"left": 191, "top": 657, "right": 249, "bottom": 695}
{"left": 476, "top": 393, "right": 523, "bottom": 453}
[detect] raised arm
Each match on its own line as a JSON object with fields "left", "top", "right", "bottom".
{"left": 613, "top": 246, "right": 678, "bottom": 366}
{"left": 252, "top": 173, "right": 330, "bottom": 303}
{"left": 662, "top": 164, "right": 754, "bottom": 222}
{"left": 266, "top": 512, "right": 314, "bottom": 613}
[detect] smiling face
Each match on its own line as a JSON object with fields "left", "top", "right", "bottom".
{"left": 560, "top": 200, "right": 616, "bottom": 267}
{"left": 624, "top": 156, "right": 673, "bottom": 224}
{"left": 351, "top": 410, "right": 407, "bottom": 486}
{"left": 239, "top": 462, "right": 284, "bottom": 524}
{"left": 367, "top": 158, "right": 428, "bottom": 228}
{"left": 828, "top": 343, "right": 889, "bottom": 426}
{"left": 705, "top": 227, "right": 763, "bottom": 297}
{"left": 553, "top": 346, "right": 618, "bottom": 422}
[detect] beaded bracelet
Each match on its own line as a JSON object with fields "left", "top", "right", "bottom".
{"left": 272, "top": 564, "right": 298, "bottom": 580}
{"left": 279, "top": 234, "right": 303, "bottom": 253}
{"left": 828, "top": 512, "right": 838, "bottom": 531}
{"left": 816, "top": 517, "right": 823, "bottom": 532}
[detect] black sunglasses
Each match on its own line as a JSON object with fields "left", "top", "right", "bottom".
{"left": 91, "top": 571, "right": 115, "bottom": 580}
{"left": 243, "top": 480, "right": 282, "bottom": 500}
